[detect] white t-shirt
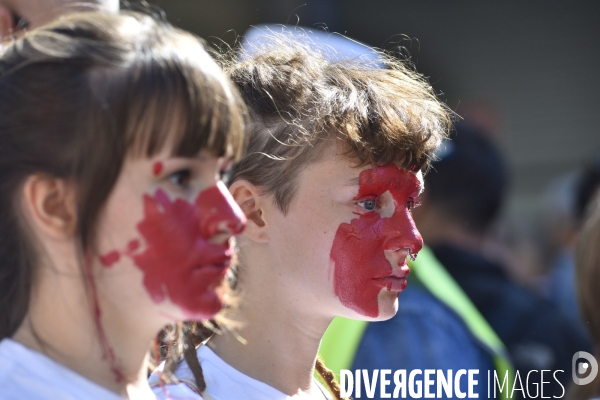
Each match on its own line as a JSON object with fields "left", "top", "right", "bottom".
{"left": 0, "top": 338, "right": 124, "bottom": 400}
{"left": 149, "top": 346, "right": 332, "bottom": 400}
{"left": 0, "top": 338, "right": 199, "bottom": 400}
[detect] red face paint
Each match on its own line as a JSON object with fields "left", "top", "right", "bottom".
{"left": 99, "top": 251, "right": 120, "bottom": 268}
{"left": 125, "top": 239, "right": 140, "bottom": 255}
{"left": 330, "top": 164, "right": 423, "bottom": 318}
{"left": 84, "top": 252, "right": 125, "bottom": 383}
{"left": 131, "top": 181, "right": 246, "bottom": 320}
{"left": 153, "top": 161, "right": 163, "bottom": 176}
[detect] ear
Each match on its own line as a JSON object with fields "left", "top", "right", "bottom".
{"left": 0, "top": 3, "right": 15, "bottom": 39}
{"left": 229, "top": 180, "right": 269, "bottom": 243}
{"left": 21, "top": 174, "right": 78, "bottom": 240}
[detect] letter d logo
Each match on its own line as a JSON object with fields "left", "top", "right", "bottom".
{"left": 573, "top": 351, "right": 598, "bottom": 385}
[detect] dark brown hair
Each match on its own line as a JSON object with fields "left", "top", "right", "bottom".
{"left": 0, "top": 10, "right": 245, "bottom": 341}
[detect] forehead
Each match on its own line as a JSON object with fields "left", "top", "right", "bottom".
{"left": 8, "top": 0, "right": 119, "bottom": 29}
{"left": 298, "top": 142, "right": 423, "bottom": 192}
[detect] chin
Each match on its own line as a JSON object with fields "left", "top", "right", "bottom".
{"left": 156, "top": 297, "right": 223, "bottom": 324}
{"left": 338, "top": 292, "right": 400, "bottom": 322}
{"left": 373, "top": 291, "right": 400, "bottom": 321}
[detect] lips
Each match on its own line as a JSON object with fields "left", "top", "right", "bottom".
{"left": 372, "top": 276, "right": 408, "bottom": 292}
{"left": 189, "top": 256, "right": 231, "bottom": 282}
{"left": 372, "top": 264, "right": 410, "bottom": 292}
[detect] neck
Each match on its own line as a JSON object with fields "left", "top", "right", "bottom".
{"left": 12, "top": 264, "right": 159, "bottom": 399}
{"left": 210, "top": 264, "right": 331, "bottom": 396}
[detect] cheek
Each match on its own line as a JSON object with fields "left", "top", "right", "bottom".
{"left": 330, "top": 215, "right": 392, "bottom": 318}
{"left": 131, "top": 189, "right": 231, "bottom": 319}
{"left": 97, "top": 194, "right": 145, "bottom": 267}
{"left": 99, "top": 188, "right": 233, "bottom": 321}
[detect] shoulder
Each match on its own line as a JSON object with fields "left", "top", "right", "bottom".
{"left": 0, "top": 339, "right": 123, "bottom": 400}
{"left": 151, "top": 381, "right": 204, "bottom": 400}
{"left": 152, "top": 345, "right": 290, "bottom": 400}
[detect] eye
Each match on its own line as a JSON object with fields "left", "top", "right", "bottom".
{"left": 13, "top": 13, "right": 29, "bottom": 30}
{"left": 357, "top": 198, "right": 378, "bottom": 212}
{"left": 168, "top": 169, "right": 192, "bottom": 189}
{"left": 219, "top": 168, "right": 231, "bottom": 185}
{"left": 217, "top": 158, "right": 233, "bottom": 184}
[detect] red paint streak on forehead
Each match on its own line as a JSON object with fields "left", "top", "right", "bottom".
{"left": 330, "top": 164, "right": 423, "bottom": 318}
{"left": 355, "top": 163, "right": 421, "bottom": 201}
{"left": 153, "top": 161, "right": 163, "bottom": 176}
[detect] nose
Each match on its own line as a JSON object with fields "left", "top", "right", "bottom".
{"left": 195, "top": 181, "right": 247, "bottom": 239}
{"left": 383, "top": 208, "right": 423, "bottom": 255}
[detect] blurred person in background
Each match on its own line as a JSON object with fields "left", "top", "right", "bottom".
{"left": 0, "top": 0, "right": 118, "bottom": 38}
{"left": 0, "top": 11, "right": 246, "bottom": 399}
{"left": 543, "top": 156, "right": 600, "bottom": 325}
{"left": 569, "top": 188, "right": 600, "bottom": 399}
{"left": 412, "top": 121, "right": 592, "bottom": 398}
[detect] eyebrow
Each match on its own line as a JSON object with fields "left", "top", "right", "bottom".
{"left": 346, "top": 176, "right": 360, "bottom": 187}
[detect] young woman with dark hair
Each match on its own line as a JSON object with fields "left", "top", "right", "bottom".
{"left": 0, "top": 11, "right": 246, "bottom": 399}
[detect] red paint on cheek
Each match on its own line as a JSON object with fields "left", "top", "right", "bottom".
{"left": 99, "top": 251, "right": 120, "bottom": 268}
{"left": 153, "top": 161, "right": 163, "bottom": 176}
{"left": 330, "top": 164, "right": 423, "bottom": 318}
{"left": 130, "top": 182, "right": 246, "bottom": 320}
{"left": 125, "top": 239, "right": 140, "bottom": 255}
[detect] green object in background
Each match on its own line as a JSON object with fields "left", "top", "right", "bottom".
{"left": 319, "top": 246, "right": 514, "bottom": 400}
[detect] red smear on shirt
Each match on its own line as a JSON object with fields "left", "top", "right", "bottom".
{"left": 99, "top": 251, "right": 120, "bottom": 268}
{"left": 131, "top": 182, "right": 246, "bottom": 320}
{"left": 84, "top": 252, "right": 125, "bottom": 383}
{"left": 153, "top": 161, "right": 163, "bottom": 176}
{"left": 330, "top": 164, "right": 423, "bottom": 318}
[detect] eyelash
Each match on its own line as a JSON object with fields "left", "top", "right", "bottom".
{"left": 219, "top": 168, "right": 231, "bottom": 184}
{"left": 168, "top": 169, "right": 192, "bottom": 189}
{"left": 357, "top": 198, "right": 421, "bottom": 212}
{"left": 13, "top": 13, "right": 29, "bottom": 29}
{"left": 357, "top": 198, "right": 379, "bottom": 212}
